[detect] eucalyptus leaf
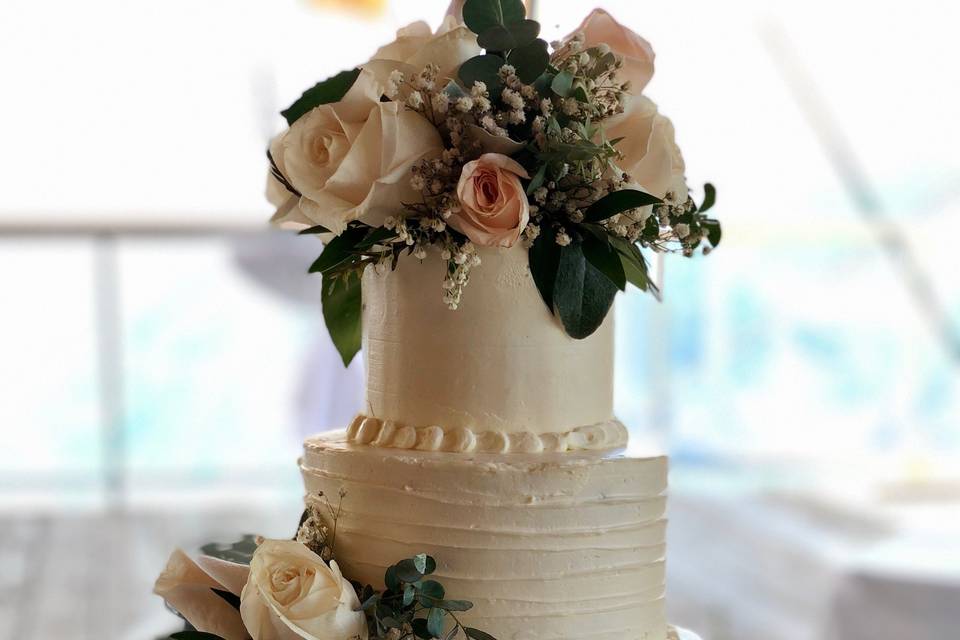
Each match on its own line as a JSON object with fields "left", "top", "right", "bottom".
{"left": 403, "top": 584, "right": 416, "bottom": 607}
{"left": 321, "top": 271, "right": 362, "bottom": 366}
{"left": 418, "top": 579, "right": 446, "bottom": 606}
{"left": 427, "top": 607, "right": 446, "bottom": 638}
{"left": 583, "top": 189, "right": 662, "bottom": 222}
{"left": 412, "top": 618, "right": 432, "bottom": 639}
{"left": 465, "top": 628, "right": 498, "bottom": 640}
{"left": 437, "top": 599, "right": 474, "bottom": 612}
{"left": 551, "top": 70, "right": 574, "bottom": 97}
{"left": 508, "top": 38, "right": 549, "bottom": 83}
{"left": 459, "top": 54, "right": 505, "bottom": 94}
{"left": 199, "top": 535, "right": 258, "bottom": 565}
{"left": 281, "top": 68, "right": 360, "bottom": 125}
{"left": 582, "top": 232, "right": 626, "bottom": 291}
{"left": 528, "top": 224, "right": 560, "bottom": 311}
{"left": 462, "top": 0, "right": 525, "bottom": 35}
{"left": 362, "top": 593, "right": 380, "bottom": 611}
{"left": 394, "top": 558, "right": 424, "bottom": 582}
{"left": 554, "top": 240, "right": 618, "bottom": 339}
{"left": 477, "top": 24, "right": 516, "bottom": 51}
{"left": 384, "top": 565, "right": 401, "bottom": 591}
{"left": 699, "top": 182, "right": 717, "bottom": 213}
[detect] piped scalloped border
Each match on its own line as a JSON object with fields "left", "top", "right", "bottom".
{"left": 344, "top": 414, "right": 628, "bottom": 454}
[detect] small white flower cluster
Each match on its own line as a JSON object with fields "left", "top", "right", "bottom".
{"left": 441, "top": 242, "right": 480, "bottom": 309}
{"left": 296, "top": 503, "right": 332, "bottom": 561}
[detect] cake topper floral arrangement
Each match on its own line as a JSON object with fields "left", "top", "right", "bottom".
{"left": 267, "top": 0, "right": 721, "bottom": 365}
{"left": 154, "top": 492, "right": 497, "bottom": 640}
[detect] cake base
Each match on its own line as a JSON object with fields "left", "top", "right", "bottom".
{"left": 301, "top": 431, "right": 669, "bottom": 640}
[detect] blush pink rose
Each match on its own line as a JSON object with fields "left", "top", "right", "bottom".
{"left": 569, "top": 8, "right": 655, "bottom": 93}
{"left": 452, "top": 153, "right": 530, "bottom": 248}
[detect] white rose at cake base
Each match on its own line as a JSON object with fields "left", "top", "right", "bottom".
{"left": 157, "top": 2, "right": 722, "bottom": 639}
{"left": 240, "top": 540, "right": 367, "bottom": 640}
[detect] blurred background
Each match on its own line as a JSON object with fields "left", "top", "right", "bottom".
{"left": 1, "top": 0, "right": 958, "bottom": 639}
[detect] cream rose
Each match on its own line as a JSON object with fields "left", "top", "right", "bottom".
{"left": 363, "top": 15, "right": 480, "bottom": 90}
{"left": 269, "top": 68, "right": 443, "bottom": 234}
{"left": 451, "top": 153, "right": 530, "bottom": 247}
{"left": 154, "top": 549, "right": 251, "bottom": 640}
{"left": 569, "top": 8, "right": 656, "bottom": 93}
{"left": 240, "top": 539, "right": 367, "bottom": 640}
{"left": 605, "top": 95, "right": 688, "bottom": 203}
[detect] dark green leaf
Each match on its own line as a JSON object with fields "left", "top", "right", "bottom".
{"left": 412, "top": 618, "right": 433, "bottom": 639}
{"left": 403, "top": 585, "right": 416, "bottom": 607}
{"left": 418, "top": 580, "right": 446, "bottom": 606}
{"left": 362, "top": 593, "right": 380, "bottom": 611}
{"left": 583, "top": 189, "right": 662, "bottom": 222}
{"left": 477, "top": 19, "right": 540, "bottom": 50}
{"left": 525, "top": 162, "right": 547, "bottom": 195}
{"left": 702, "top": 218, "right": 722, "bottom": 247}
{"left": 308, "top": 226, "right": 365, "bottom": 274}
{"left": 444, "top": 626, "right": 461, "bottom": 640}
{"left": 427, "top": 607, "right": 446, "bottom": 638}
{"left": 170, "top": 633, "right": 225, "bottom": 640}
{"left": 610, "top": 236, "right": 650, "bottom": 291}
{"left": 321, "top": 271, "right": 362, "bottom": 366}
{"left": 437, "top": 599, "right": 474, "bottom": 612}
{"left": 508, "top": 38, "right": 549, "bottom": 83}
{"left": 551, "top": 70, "right": 574, "bottom": 97}
{"left": 477, "top": 25, "right": 516, "bottom": 51}
{"left": 464, "top": 628, "right": 498, "bottom": 640}
{"left": 699, "top": 183, "right": 717, "bottom": 213}
{"left": 384, "top": 565, "right": 401, "bottom": 591}
{"left": 554, "top": 240, "right": 618, "bottom": 339}
{"left": 528, "top": 224, "right": 560, "bottom": 311}
{"left": 421, "top": 554, "right": 438, "bottom": 575}
{"left": 281, "top": 68, "right": 361, "bottom": 125}
{"left": 394, "top": 558, "right": 424, "bottom": 582}
{"left": 199, "top": 535, "right": 258, "bottom": 565}
{"left": 356, "top": 225, "right": 398, "bottom": 250}
{"left": 582, "top": 232, "right": 626, "bottom": 291}
{"left": 459, "top": 54, "right": 505, "bottom": 94}
{"left": 211, "top": 588, "right": 241, "bottom": 611}
{"left": 297, "top": 224, "right": 331, "bottom": 235}
{"left": 462, "top": 0, "right": 525, "bottom": 35}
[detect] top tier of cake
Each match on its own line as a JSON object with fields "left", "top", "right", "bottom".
{"left": 354, "top": 244, "right": 625, "bottom": 454}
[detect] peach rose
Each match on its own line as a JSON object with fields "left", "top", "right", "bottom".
{"left": 154, "top": 549, "right": 251, "bottom": 640}
{"left": 269, "top": 68, "right": 443, "bottom": 234}
{"left": 569, "top": 8, "right": 655, "bottom": 93}
{"left": 605, "top": 95, "right": 687, "bottom": 202}
{"left": 451, "top": 153, "right": 530, "bottom": 247}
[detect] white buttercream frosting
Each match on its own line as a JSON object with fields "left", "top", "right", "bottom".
{"left": 345, "top": 414, "right": 629, "bottom": 453}
{"left": 362, "top": 244, "right": 614, "bottom": 439}
{"left": 301, "top": 432, "right": 669, "bottom": 640}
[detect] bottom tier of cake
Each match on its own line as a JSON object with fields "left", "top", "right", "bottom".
{"left": 300, "top": 432, "right": 669, "bottom": 640}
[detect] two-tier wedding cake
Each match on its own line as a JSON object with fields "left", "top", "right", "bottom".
{"left": 153, "top": 2, "right": 720, "bottom": 639}
{"left": 301, "top": 245, "right": 670, "bottom": 639}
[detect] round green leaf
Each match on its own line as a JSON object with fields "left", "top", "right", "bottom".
{"left": 462, "top": 0, "right": 525, "bottom": 35}
{"left": 477, "top": 24, "right": 516, "bottom": 51}
{"left": 508, "top": 38, "right": 549, "bottom": 83}
{"left": 550, "top": 70, "right": 574, "bottom": 97}
{"left": 458, "top": 54, "right": 505, "bottom": 94}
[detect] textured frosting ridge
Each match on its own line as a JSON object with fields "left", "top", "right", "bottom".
{"left": 345, "top": 414, "right": 629, "bottom": 454}
{"left": 301, "top": 432, "right": 669, "bottom": 640}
